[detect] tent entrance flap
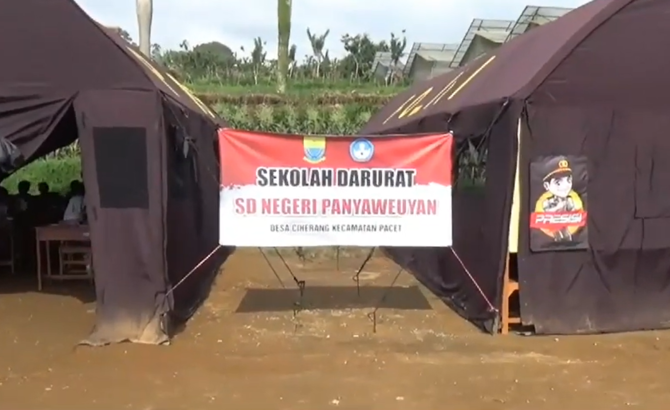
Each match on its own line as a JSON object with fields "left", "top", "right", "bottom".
{"left": 74, "top": 90, "right": 169, "bottom": 345}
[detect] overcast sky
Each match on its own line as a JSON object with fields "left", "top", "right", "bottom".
{"left": 76, "top": 0, "right": 590, "bottom": 58}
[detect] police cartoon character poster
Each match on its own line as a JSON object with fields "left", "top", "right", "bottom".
{"left": 529, "top": 155, "right": 588, "bottom": 252}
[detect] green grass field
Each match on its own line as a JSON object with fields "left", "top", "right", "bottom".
{"left": 187, "top": 80, "right": 406, "bottom": 97}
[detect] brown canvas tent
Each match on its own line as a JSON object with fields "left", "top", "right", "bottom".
{"left": 0, "top": 0, "right": 226, "bottom": 344}
{"left": 363, "top": 0, "right": 670, "bottom": 334}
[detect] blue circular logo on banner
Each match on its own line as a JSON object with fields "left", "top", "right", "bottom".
{"left": 349, "top": 138, "right": 374, "bottom": 163}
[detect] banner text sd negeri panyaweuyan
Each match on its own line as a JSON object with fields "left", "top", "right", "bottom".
{"left": 218, "top": 130, "right": 453, "bottom": 247}
{"left": 232, "top": 166, "right": 437, "bottom": 235}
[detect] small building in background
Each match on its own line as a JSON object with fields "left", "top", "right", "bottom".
{"left": 450, "top": 19, "right": 515, "bottom": 68}
{"left": 403, "top": 43, "right": 459, "bottom": 82}
{"left": 371, "top": 52, "right": 394, "bottom": 80}
{"left": 450, "top": 6, "right": 574, "bottom": 68}
{"left": 399, "top": 4, "right": 575, "bottom": 83}
{"left": 505, "top": 5, "right": 574, "bottom": 42}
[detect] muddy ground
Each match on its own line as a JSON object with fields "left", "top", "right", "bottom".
{"left": 0, "top": 248, "right": 669, "bottom": 409}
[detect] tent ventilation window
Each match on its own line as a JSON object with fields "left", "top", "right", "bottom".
{"left": 167, "top": 124, "right": 194, "bottom": 199}
{"left": 454, "top": 137, "right": 488, "bottom": 190}
{"left": 93, "top": 127, "right": 149, "bottom": 209}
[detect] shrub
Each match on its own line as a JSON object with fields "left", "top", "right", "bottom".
{"left": 198, "top": 92, "right": 391, "bottom": 107}
{"left": 216, "top": 103, "right": 374, "bottom": 134}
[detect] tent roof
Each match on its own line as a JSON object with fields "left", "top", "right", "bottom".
{"left": 363, "top": 0, "right": 629, "bottom": 134}
{"left": 0, "top": 0, "right": 221, "bottom": 124}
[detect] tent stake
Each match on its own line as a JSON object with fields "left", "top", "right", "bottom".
{"left": 258, "top": 247, "right": 306, "bottom": 330}
{"left": 366, "top": 265, "right": 405, "bottom": 333}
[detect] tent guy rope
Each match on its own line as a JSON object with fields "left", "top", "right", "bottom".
{"left": 165, "top": 244, "right": 222, "bottom": 299}
{"left": 449, "top": 247, "right": 498, "bottom": 314}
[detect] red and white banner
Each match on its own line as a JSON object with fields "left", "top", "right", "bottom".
{"left": 218, "top": 129, "right": 453, "bottom": 247}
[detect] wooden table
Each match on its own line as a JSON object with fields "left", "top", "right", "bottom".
{"left": 35, "top": 224, "right": 90, "bottom": 291}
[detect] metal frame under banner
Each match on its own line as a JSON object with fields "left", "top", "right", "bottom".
{"left": 257, "top": 246, "right": 406, "bottom": 333}
{"left": 164, "top": 244, "right": 497, "bottom": 335}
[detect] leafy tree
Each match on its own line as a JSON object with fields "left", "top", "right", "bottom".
{"left": 157, "top": 40, "right": 236, "bottom": 83}
{"left": 194, "top": 42, "right": 235, "bottom": 62}
{"left": 288, "top": 44, "right": 297, "bottom": 77}
{"left": 341, "top": 34, "right": 389, "bottom": 80}
{"left": 118, "top": 28, "right": 134, "bottom": 44}
{"left": 387, "top": 30, "right": 407, "bottom": 84}
{"left": 146, "top": 31, "right": 411, "bottom": 88}
{"left": 150, "top": 43, "right": 162, "bottom": 60}
{"left": 241, "top": 37, "right": 267, "bottom": 85}
{"left": 306, "top": 28, "right": 329, "bottom": 77}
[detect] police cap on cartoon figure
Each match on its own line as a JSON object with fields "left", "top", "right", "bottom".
{"left": 540, "top": 156, "right": 575, "bottom": 242}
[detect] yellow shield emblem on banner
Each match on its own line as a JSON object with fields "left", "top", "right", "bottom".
{"left": 303, "top": 136, "right": 326, "bottom": 163}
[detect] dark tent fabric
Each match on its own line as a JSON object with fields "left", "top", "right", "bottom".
{"left": 162, "top": 101, "right": 231, "bottom": 323}
{"left": 0, "top": 0, "right": 224, "bottom": 344}
{"left": 363, "top": 0, "right": 670, "bottom": 334}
